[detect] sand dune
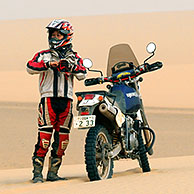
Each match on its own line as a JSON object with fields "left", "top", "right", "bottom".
{"left": 0, "top": 11, "right": 193, "bottom": 70}
{"left": 0, "top": 11, "right": 193, "bottom": 108}
{"left": 0, "top": 156, "right": 194, "bottom": 194}
{"left": 0, "top": 63, "right": 194, "bottom": 108}
{"left": 0, "top": 102, "right": 193, "bottom": 170}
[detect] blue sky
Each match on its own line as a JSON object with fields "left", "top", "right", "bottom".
{"left": 0, "top": 0, "right": 194, "bottom": 20}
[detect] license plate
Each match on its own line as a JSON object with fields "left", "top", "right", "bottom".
{"left": 74, "top": 115, "right": 96, "bottom": 129}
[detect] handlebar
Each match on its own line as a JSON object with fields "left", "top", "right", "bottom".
{"left": 147, "top": 61, "right": 163, "bottom": 72}
{"left": 84, "top": 61, "right": 163, "bottom": 86}
{"left": 85, "top": 78, "right": 100, "bottom": 86}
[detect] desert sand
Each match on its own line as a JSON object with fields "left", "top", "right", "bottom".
{"left": 1, "top": 156, "right": 194, "bottom": 194}
{"left": 0, "top": 11, "right": 194, "bottom": 193}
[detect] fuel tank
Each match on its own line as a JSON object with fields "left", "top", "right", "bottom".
{"left": 111, "top": 84, "right": 141, "bottom": 113}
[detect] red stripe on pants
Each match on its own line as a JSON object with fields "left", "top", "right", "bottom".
{"left": 58, "top": 100, "right": 71, "bottom": 127}
{"left": 47, "top": 97, "right": 57, "bottom": 128}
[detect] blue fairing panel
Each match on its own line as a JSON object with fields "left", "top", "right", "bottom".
{"left": 111, "top": 84, "right": 141, "bottom": 113}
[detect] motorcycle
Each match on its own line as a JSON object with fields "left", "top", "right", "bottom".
{"left": 74, "top": 42, "right": 163, "bottom": 181}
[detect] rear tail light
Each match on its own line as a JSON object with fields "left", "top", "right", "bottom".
{"left": 85, "top": 94, "right": 95, "bottom": 99}
{"left": 80, "top": 112, "right": 89, "bottom": 115}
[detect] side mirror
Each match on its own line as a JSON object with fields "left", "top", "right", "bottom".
{"left": 144, "top": 42, "right": 157, "bottom": 63}
{"left": 146, "top": 42, "right": 156, "bottom": 54}
{"left": 83, "top": 58, "right": 93, "bottom": 69}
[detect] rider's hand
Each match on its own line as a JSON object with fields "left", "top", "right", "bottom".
{"left": 57, "top": 59, "right": 74, "bottom": 72}
{"left": 49, "top": 61, "right": 59, "bottom": 68}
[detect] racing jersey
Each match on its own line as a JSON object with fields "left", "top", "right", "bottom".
{"left": 26, "top": 45, "right": 86, "bottom": 100}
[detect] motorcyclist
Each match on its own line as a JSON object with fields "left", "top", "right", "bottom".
{"left": 26, "top": 19, "right": 86, "bottom": 183}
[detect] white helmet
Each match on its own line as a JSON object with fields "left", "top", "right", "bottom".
{"left": 46, "top": 19, "right": 74, "bottom": 49}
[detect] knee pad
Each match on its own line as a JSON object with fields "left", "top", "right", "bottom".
{"left": 56, "top": 133, "right": 69, "bottom": 157}
{"left": 34, "top": 130, "right": 52, "bottom": 157}
{"left": 61, "top": 138, "right": 69, "bottom": 151}
{"left": 39, "top": 131, "right": 52, "bottom": 149}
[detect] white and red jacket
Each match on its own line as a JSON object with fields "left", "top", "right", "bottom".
{"left": 27, "top": 45, "right": 86, "bottom": 100}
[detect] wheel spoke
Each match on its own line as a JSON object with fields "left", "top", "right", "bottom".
{"left": 96, "top": 152, "right": 103, "bottom": 159}
{"left": 95, "top": 132, "right": 112, "bottom": 179}
{"left": 102, "top": 158, "right": 109, "bottom": 167}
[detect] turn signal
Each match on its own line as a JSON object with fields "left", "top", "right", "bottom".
{"left": 77, "top": 96, "right": 83, "bottom": 101}
{"left": 98, "top": 96, "right": 104, "bottom": 101}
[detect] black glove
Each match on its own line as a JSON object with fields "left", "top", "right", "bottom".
{"left": 58, "top": 59, "right": 74, "bottom": 72}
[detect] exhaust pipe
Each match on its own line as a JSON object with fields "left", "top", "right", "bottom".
{"left": 99, "top": 103, "right": 117, "bottom": 122}
{"left": 99, "top": 103, "right": 125, "bottom": 133}
{"left": 99, "top": 103, "right": 121, "bottom": 133}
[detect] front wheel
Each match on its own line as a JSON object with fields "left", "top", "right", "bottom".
{"left": 85, "top": 124, "right": 114, "bottom": 181}
{"left": 137, "top": 129, "right": 151, "bottom": 172}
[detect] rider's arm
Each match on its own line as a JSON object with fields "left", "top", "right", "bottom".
{"left": 26, "top": 50, "right": 50, "bottom": 74}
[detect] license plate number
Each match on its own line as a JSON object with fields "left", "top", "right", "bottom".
{"left": 74, "top": 115, "right": 96, "bottom": 128}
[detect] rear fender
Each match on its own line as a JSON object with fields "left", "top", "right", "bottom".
{"left": 79, "top": 94, "right": 102, "bottom": 106}
{"left": 77, "top": 96, "right": 113, "bottom": 116}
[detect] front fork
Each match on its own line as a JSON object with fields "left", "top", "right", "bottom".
{"left": 139, "top": 109, "right": 154, "bottom": 155}
{"left": 134, "top": 82, "right": 153, "bottom": 155}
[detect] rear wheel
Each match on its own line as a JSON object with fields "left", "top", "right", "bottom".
{"left": 85, "top": 124, "right": 114, "bottom": 181}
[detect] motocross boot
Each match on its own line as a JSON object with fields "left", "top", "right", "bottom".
{"left": 32, "top": 156, "right": 45, "bottom": 183}
{"left": 46, "top": 157, "right": 67, "bottom": 181}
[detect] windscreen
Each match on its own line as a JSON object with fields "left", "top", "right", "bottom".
{"left": 107, "top": 44, "right": 139, "bottom": 77}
